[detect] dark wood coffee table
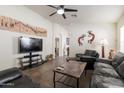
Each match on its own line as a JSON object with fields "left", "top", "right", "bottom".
{"left": 53, "top": 61, "right": 87, "bottom": 88}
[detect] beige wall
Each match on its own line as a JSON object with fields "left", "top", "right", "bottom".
{"left": 66, "top": 23, "right": 117, "bottom": 58}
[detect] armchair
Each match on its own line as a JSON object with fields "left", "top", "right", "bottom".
{"left": 76, "top": 50, "right": 99, "bottom": 70}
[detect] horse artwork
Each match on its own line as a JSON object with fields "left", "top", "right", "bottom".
{"left": 87, "top": 31, "right": 95, "bottom": 44}
{"left": 78, "top": 34, "right": 86, "bottom": 46}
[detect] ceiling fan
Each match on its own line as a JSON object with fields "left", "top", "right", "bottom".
{"left": 48, "top": 5, "right": 78, "bottom": 19}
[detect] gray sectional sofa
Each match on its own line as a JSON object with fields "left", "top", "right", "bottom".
{"left": 91, "top": 52, "right": 124, "bottom": 88}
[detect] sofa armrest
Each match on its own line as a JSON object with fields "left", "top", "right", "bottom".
{"left": 0, "top": 67, "right": 22, "bottom": 84}
{"left": 96, "top": 58, "right": 112, "bottom": 64}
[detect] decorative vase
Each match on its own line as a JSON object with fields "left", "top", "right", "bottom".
{"left": 108, "top": 49, "right": 115, "bottom": 59}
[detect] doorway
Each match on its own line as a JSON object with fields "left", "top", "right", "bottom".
{"left": 55, "top": 38, "right": 60, "bottom": 57}
{"left": 66, "top": 38, "right": 70, "bottom": 56}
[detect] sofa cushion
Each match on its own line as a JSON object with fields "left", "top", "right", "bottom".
{"left": 1, "top": 75, "right": 40, "bottom": 88}
{"left": 0, "top": 67, "right": 22, "bottom": 84}
{"left": 94, "top": 62, "right": 113, "bottom": 69}
{"left": 91, "top": 75, "right": 124, "bottom": 88}
{"left": 94, "top": 67, "right": 120, "bottom": 79}
{"left": 85, "top": 50, "right": 97, "bottom": 57}
{"left": 99, "top": 83, "right": 124, "bottom": 88}
{"left": 116, "top": 61, "right": 124, "bottom": 79}
{"left": 111, "top": 52, "right": 124, "bottom": 68}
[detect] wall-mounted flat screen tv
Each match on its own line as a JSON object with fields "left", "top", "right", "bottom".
{"left": 19, "top": 37, "right": 43, "bottom": 53}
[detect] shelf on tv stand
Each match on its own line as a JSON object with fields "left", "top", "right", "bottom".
{"left": 24, "top": 54, "right": 40, "bottom": 58}
{"left": 18, "top": 54, "right": 43, "bottom": 69}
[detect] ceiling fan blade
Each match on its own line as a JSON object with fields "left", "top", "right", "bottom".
{"left": 64, "top": 8, "right": 78, "bottom": 12}
{"left": 48, "top": 5, "right": 57, "bottom": 9}
{"left": 62, "top": 14, "right": 66, "bottom": 19}
{"left": 49, "top": 12, "right": 57, "bottom": 16}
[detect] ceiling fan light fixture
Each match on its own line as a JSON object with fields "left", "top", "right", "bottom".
{"left": 48, "top": 5, "right": 78, "bottom": 19}
{"left": 57, "top": 9, "right": 64, "bottom": 15}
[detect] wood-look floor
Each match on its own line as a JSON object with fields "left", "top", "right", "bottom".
{"left": 23, "top": 56, "right": 93, "bottom": 88}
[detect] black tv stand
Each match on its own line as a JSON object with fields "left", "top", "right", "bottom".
{"left": 23, "top": 52, "right": 39, "bottom": 67}
{"left": 18, "top": 52, "right": 43, "bottom": 69}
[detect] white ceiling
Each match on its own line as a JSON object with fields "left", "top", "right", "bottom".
{"left": 26, "top": 5, "right": 124, "bottom": 25}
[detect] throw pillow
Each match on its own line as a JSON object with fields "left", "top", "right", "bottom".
{"left": 116, "top": 61, "right": 124, "bottom": 78}
{"left": 111, "top": 52, "right": 124, "bottom": 68}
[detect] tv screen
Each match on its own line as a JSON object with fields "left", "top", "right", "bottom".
{"left": 19, "top": 37, "right": 43, "bottom": 53}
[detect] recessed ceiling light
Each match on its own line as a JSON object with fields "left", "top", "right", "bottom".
{"left": 57, "top": 9, "right": 64, "bottom": 15}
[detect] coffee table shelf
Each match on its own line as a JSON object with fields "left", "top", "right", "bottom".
{"left": 53, "top": 61, "right": 87, "bottom": 88}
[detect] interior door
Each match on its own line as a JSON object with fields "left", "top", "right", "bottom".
{"left": 66, "top": 38, "right": 70, "bottom": 56}
{"left": 55, "top": 38, "right": 59, "bottom": 57}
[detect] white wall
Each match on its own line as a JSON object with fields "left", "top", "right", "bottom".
{"left": 66, "top": 23, "right": 117, "bottom": 58}
{"left": 0, "top": 6, "right": 69, "bottom": 71}
{"left": 53, "top": 23, "right": 69, "bottom": 57}
{"left": 120, "top": 27, "right": 124, "bottom": 52}
{"left": 0, "top": 6, "right": 53, "bottom": 70}
{"left": 117, "top": 14, "right": 124, "bottom": 52}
